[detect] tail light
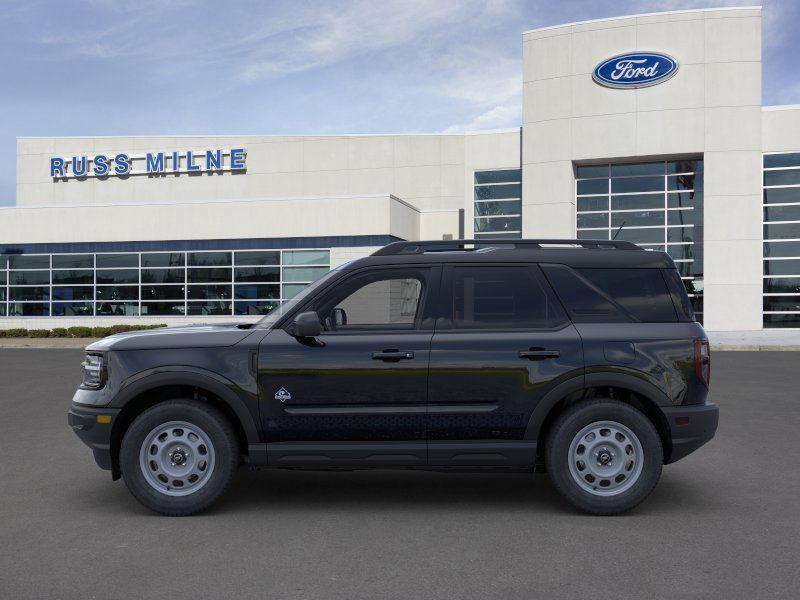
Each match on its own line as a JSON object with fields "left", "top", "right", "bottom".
{"left": 694, "top": 339, "right": 711, "bottom": 388}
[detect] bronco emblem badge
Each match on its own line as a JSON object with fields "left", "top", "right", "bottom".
{"left": 274, "top": 387, "right": 292, "bottom": 402}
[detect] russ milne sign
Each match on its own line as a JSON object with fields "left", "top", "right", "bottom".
{"left": 593, "top": 52, "right": 678, "bottom": 89}
{"left": 50, "top": 148, "right": 246, "bottom": 179}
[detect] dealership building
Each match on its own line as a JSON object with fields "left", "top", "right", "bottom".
{"left": 2, "top": 5, "right": 800, "bottom": 332}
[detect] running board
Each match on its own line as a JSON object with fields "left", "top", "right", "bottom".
{"left": 248, "top": 440, "right": 536, "bottom": 468}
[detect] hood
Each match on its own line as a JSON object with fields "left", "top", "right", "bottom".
{"left": 85, "top": 323, "right": 258, "bottom": 352}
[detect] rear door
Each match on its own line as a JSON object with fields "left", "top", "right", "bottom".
{"left": 427, "top": 263, "right": 583, "bottom": 466}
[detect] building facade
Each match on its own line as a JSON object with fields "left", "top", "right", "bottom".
{"left": 3, "top": 6, "right": 800, "bottom": 331}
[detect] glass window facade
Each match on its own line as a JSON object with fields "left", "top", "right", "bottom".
{"left": 576, "top": 159, "right": 704, "bottom": 322}
{"left": 0, "top": 248, "right": 330, "bottom": 318}
{"left": 474, "top": 169, "right": 522, "bottom": 239}
{"left": 763, "top": 153, "right": 800, "bottom": 328}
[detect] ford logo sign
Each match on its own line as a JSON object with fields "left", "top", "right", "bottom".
{"left": 593, "top": 52, "right": 679, "bottom": 89}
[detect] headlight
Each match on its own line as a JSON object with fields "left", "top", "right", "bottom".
{"left": 81, "top": 354, "right": 106, "bottom": 389}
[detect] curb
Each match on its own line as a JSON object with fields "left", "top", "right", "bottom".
{"left": 0, "top": 339, "right": 100, "bottom": 349}
{"left": 711, "top": 344, "right": 800, "bottom": 351}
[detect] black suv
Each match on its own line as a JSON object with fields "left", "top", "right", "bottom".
{"left": 68, "top": 239, "right": 718, "bottom": 516}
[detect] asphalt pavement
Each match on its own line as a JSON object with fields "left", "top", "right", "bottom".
{"left": 0, "top": 349, "right": 797, "bottom": 599}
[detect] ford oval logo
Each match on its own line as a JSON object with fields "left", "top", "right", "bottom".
{"left": 593, "top": 52, "right": 679, "bottom": 89}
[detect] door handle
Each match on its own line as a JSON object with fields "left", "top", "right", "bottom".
{"left": 372, "top": 349, "right": 415, "bottom": 361}
{"left": 519, "top": 348, "right": 560, "bottom": 360}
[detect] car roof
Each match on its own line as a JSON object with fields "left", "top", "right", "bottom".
{"left": 344, "top": 239, "right": 676, "bottom": 270}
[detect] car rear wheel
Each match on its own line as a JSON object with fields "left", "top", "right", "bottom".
{"left": 120, "top": 399, "right": 239, "bottom": 516}
{"left": 545, "top": 399, "right": 663, "bottom": 515}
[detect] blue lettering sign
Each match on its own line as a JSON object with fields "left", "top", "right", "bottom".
{"left": 48, "top": 148, "right": 247, "bottom": 179}
{"left": 593, "top": 52, "right": 678, "bottom": 89}
{"left": 186, "top": 150, "right": 200, "bottom": 172}
{"left": 230, "top": 148, "right": 246, "bottom": 170}
{"left": 72, "top": 156, "right": 88, "bottom": 177}
{"left": 93, "top": 154, "right": 109, "bottom": 176}
{"left": 113, "top": 153, "right": 130, "bottom": 175}
{"left": 146, "top": 152, "right": 165, "bottom": 173}
{"left": 206, "top": 149, "right": 221, "bottom": 170}
{"left": 50, "top": 158, "right": 65, "bottom": 177}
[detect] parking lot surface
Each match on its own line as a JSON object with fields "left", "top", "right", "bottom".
{"left": 0, "top": 349, "right": 798, "bottom": 599}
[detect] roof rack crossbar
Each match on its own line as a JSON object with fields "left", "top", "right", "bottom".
{"left": 372, "top": 239, "right": 642, "bottom": 256}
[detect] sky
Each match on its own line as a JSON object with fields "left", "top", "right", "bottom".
{"left": 1, "top": 0, "right": 798, "bottom": 206}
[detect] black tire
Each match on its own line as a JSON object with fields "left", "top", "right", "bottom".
{"left": 545, "top": 399, "right": 663, "bottom": 515}
{"left": 120, "top": 399, "right": 239, "bottom": 516}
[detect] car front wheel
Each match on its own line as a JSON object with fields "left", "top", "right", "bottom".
{"left": 545, "top": 399, "right": 663, "bottom": 515}
{"left": 120, "top": 399, "right": 239, "bottom": 516}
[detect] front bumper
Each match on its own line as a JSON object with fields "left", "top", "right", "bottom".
{"left": 67, "top": 403, "right": 120, "bottom": 471}
{"left": 662, "top": 401, "right": 719, "bottom": 464}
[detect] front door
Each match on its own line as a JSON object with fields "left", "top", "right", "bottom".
{"left": 258, "top": 265, "right": 439, "bottom": 466}
{"left": 427, "top": 263, "right": 583, "bottom": 466}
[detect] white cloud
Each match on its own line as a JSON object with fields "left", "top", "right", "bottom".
{"left": 236, "top": 0, "right": 498, "bottom": 82}
{"left": 442, "top": 103, "right": 521, "bottom": 132}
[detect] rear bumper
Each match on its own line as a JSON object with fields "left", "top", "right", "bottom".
{"left": 67, "top": 404, "right": 120, "bottom": 471}
{"left": 662, "top": 401, "right": 719, "bottom": 464}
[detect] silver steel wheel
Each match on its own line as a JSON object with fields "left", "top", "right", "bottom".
{"left": 568, "top": 420, "right": 644, "bottom": 497}
{"left": 138, "top": 420, "right": 216, "bottom": 497}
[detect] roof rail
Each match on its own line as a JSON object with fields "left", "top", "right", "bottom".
{"left": 372, "top": 238, "right": 642, "bottom": 256}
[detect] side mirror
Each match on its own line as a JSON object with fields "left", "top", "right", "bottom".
{"left": 331, "top": 307, "right": 347, "bottom": 328}
{"left": 289, "top": 311, "right": 323, "bottom": 338}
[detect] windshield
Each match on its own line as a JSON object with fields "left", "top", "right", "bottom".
{"left": 255, "top": 265, "right": 346, "bottom": 329}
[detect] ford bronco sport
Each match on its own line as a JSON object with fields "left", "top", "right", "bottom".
{"left": 68, "top": 239, "right": 718, "bottom": 515}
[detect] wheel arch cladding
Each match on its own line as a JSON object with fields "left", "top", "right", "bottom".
{"left": 108, "top": 371, "right": 258, "bottom": 480}
{"left": 527, "top": 373, "right": 673, "bottom": 464}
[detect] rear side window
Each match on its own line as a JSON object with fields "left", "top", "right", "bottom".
{"left": 444, "top": 265, "right": 568, "bottom": 329}
{"left": 542, "top": 265, "right": 678, "bottom": 323}
{"left": 578, "top": 268, "right": 677, "bottom": 322}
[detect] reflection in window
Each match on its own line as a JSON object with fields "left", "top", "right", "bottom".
{"left": 96, "top": 254, "right": 137, "bottom": 268}
{"left": 474, "top": 169, "right": 521, "bottom": 239}
{"left": 53, "top": 286, "right": 94, "bottom": 301}
{"left": 141, "top": 253, "right": 185, "bottom": 268}
{"left": 576, "top": 159, "right": 704, "bottom": 322}
{"left": 763, "top": 152, "right": 800, "bottom": 328}
{"left": 52, "top": 270, "right": 93, "bottom": 285}
{"left": 0, "top": 249, "right": 330, "bottom": 318}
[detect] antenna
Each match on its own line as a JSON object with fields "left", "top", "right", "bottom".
{"left": 612, "top": 221, "right": 626, "bottom": 240}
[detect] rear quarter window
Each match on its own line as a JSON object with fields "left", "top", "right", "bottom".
{"left": 541, "top": 265, "right": 678, "bottom": 323}
{"left": 576, "top": 268, "right": 677, "bottom": 322}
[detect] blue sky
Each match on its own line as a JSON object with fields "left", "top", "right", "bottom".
{"left": 1, "top": 0, "right": 798, "bottom": 206}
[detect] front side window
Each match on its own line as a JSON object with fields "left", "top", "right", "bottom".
{"left": 312, "top": 270, "right": 429, "bottom": 332}
{"left": 445, "top": 265, "right": 567, "bottom": 330}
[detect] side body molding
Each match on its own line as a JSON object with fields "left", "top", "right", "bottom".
{"left": 110, "top": 367, "right": 261, "bottom": 444}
